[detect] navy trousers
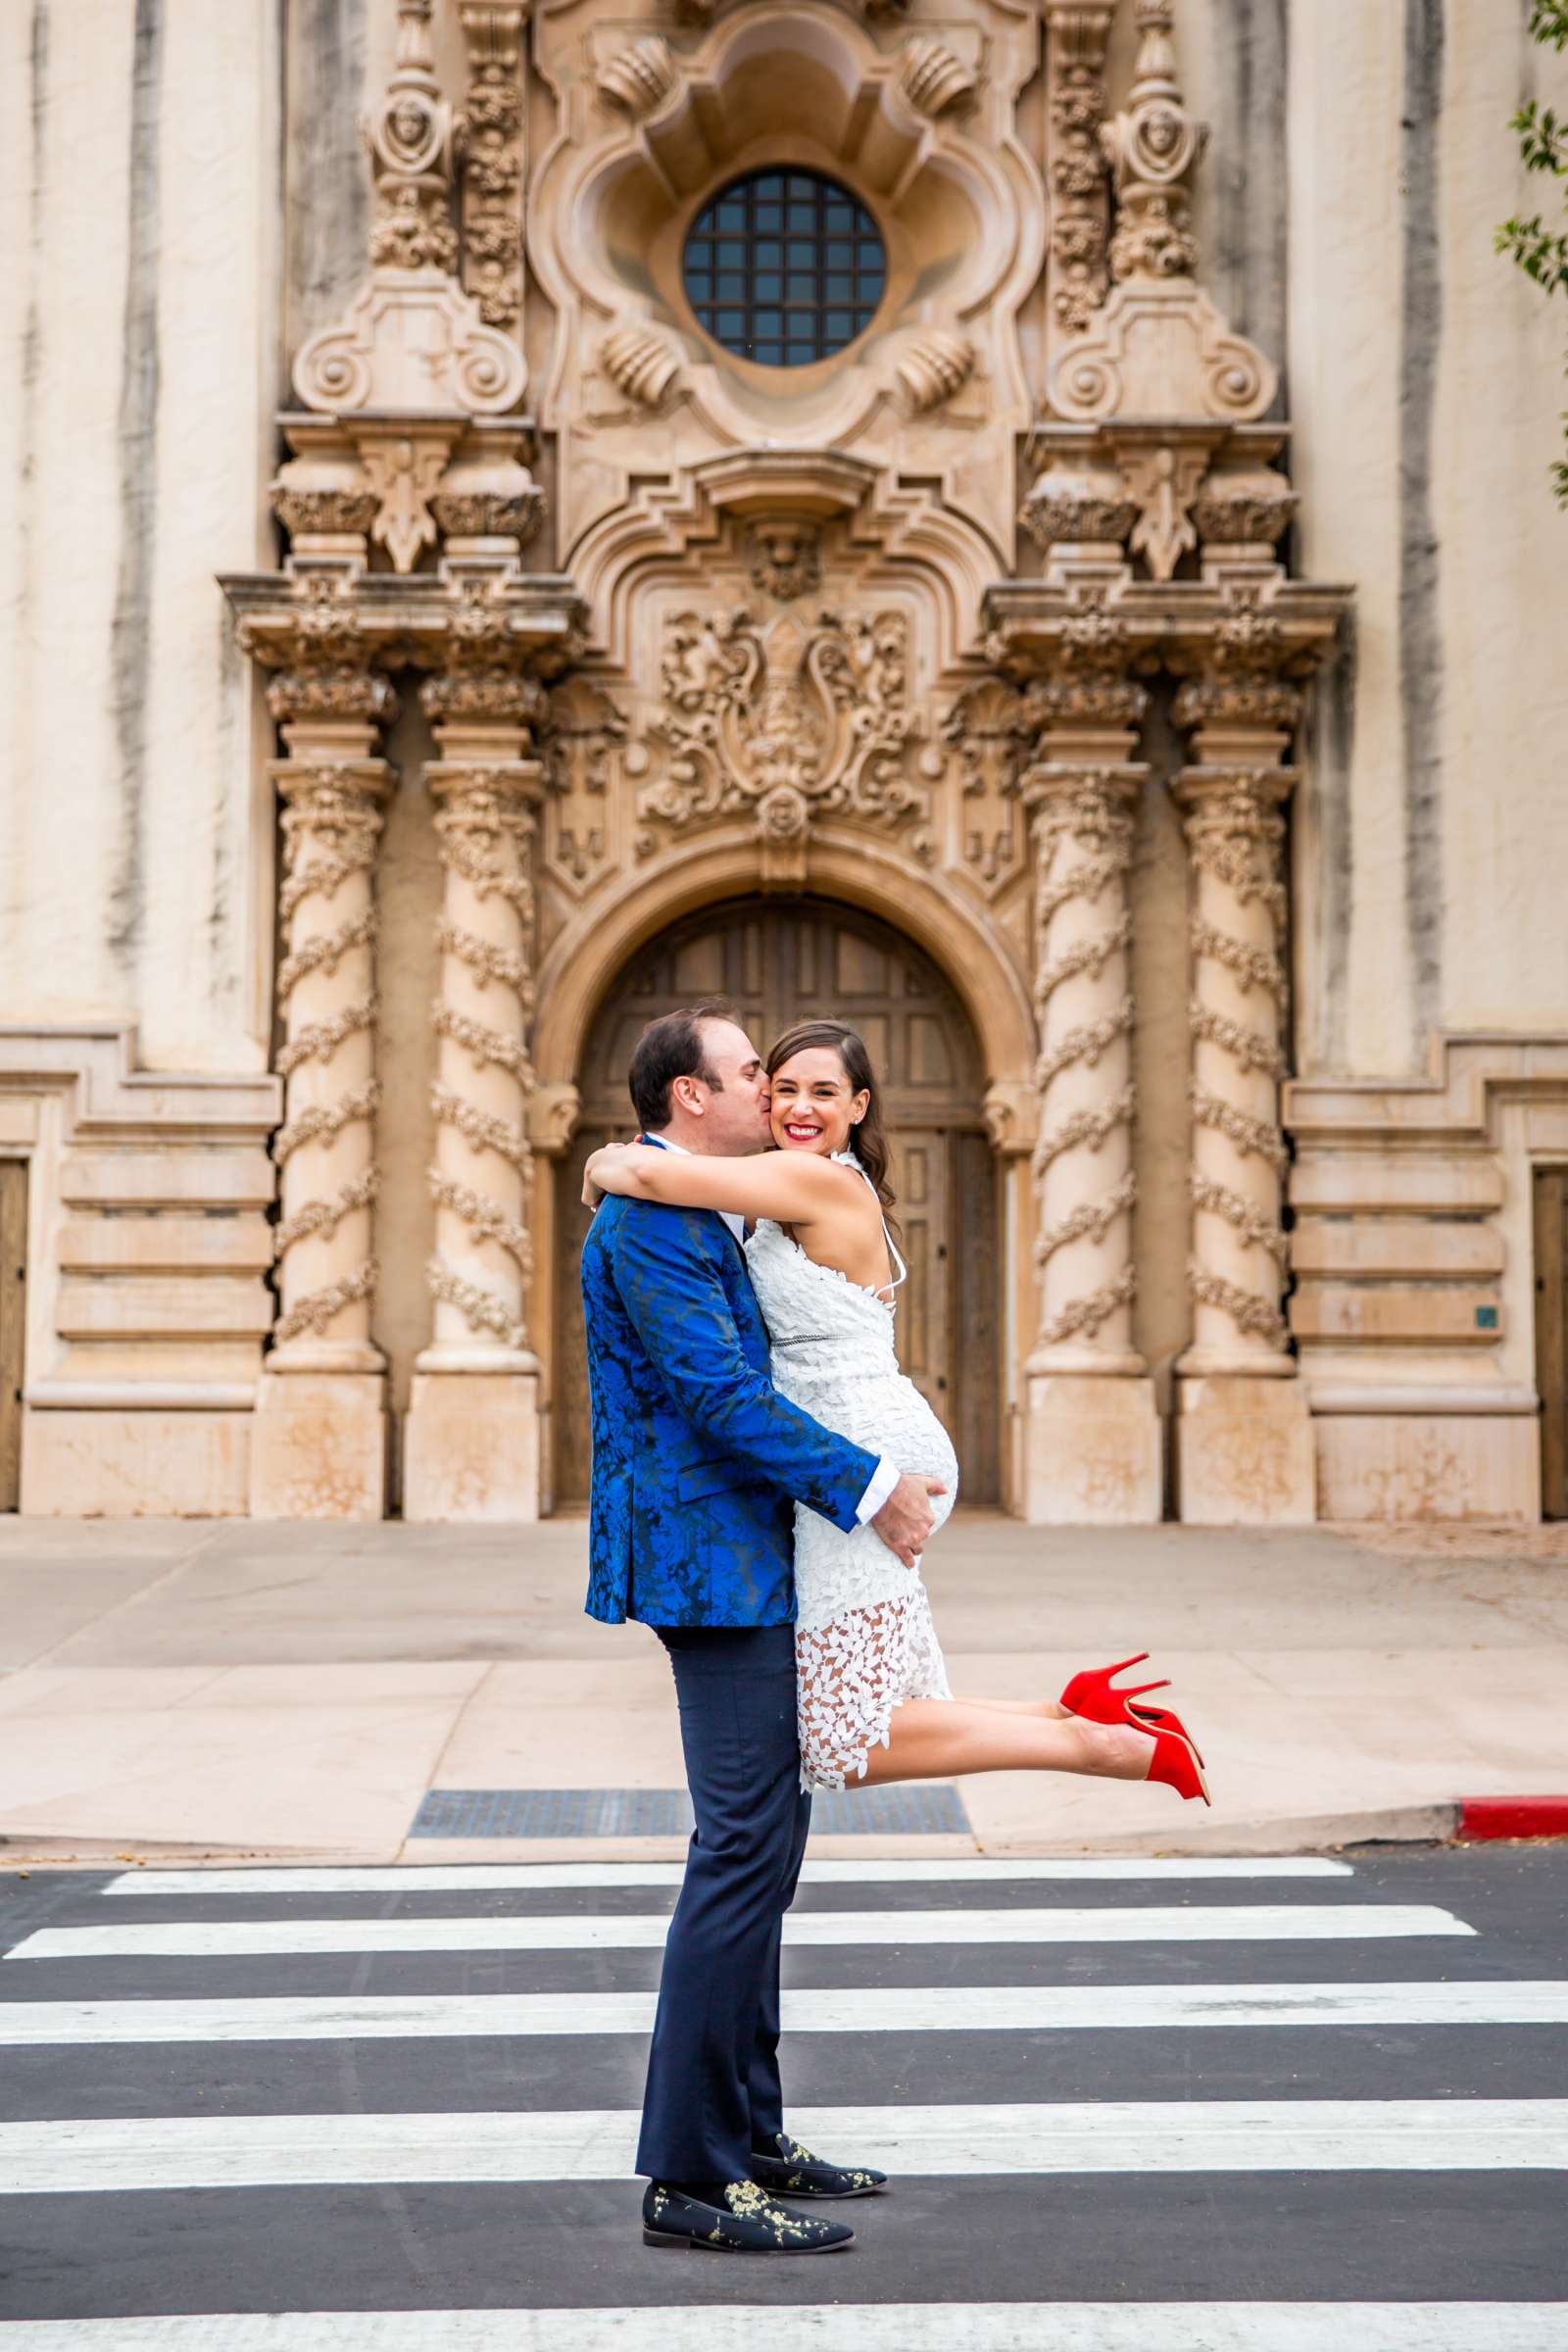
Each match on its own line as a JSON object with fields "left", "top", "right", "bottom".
{"left": 635, "top": 1623, "right": 811, "bottom": 2185}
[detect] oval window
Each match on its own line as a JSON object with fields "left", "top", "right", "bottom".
{"left": 682, "top": 169, "right": 886, "bottom": 368}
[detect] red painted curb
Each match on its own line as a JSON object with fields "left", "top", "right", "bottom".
{"left": 1456, "top": 1796, "right": 1568, "bottom": 1842}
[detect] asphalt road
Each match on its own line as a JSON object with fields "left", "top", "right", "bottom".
{"left": 0, "top": 1843, "right": 1564, "bottom": 2346}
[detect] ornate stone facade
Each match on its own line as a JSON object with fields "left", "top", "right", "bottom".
{"left": 4, "top": 0, "right": 1566, "bottom": 1526}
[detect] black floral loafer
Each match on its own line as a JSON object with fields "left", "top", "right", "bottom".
{"left": 749, "top": 2131, "right": 889, "bottom": 2198}
{"left": 642, "top": 2180, "right": 856, "bottom": 2253}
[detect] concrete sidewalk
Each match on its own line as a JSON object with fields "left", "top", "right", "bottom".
{"left": 0, "top": 1511, "right": 1564, "bottom": 1865}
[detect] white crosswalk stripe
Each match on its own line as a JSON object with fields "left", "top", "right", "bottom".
{"left": 1, "top": 1852, "right": 1560, "bottom": 2339}
{"left": 4, "top": 1978, "right": 1565, "bottom": 2044}
{"left": 2, "top": 2309, "right": 1566, "bottom": 2351}
{"left": 3, "top": 2314, "right": 1568, "bottom": 2352}
{"left": 3, "top": 2098, "right": 1566, "bottom": 2194}
{"left": 102, "top": 1857, "right": 1356, "bottom": 1895}
{"left": 3, "top": 1901, "right": 1470, "bottom": 1964}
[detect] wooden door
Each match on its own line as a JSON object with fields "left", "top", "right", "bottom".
{"left": 1536, "top": 1169, "right": 1568, "bottom": 1519}
{"left": 0, "top": 1162, "right": 26, "bottom": 1512}
{"left": 554, "top": 897, "right": 1000, "bottom": 1507}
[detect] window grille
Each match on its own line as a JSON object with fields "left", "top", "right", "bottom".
{"left": 682, "top": 169, "right": 886, "bottom": 368}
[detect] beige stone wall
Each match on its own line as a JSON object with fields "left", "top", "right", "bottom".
{"left": 1267, "top": 0, "right": 1568, "bottom": 1073}
{"left": 0, "top": 0, "right": 282, "bottom": 1075}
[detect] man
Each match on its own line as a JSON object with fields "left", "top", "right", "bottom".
{"left": 580, "top": 999, "right": 941, "bottom": 2255}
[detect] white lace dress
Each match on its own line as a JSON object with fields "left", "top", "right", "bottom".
{"left": 744, "top": 1153, "right": 956, "bottom": 1791}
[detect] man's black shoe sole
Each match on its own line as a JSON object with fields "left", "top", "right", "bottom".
{"left": 642, "top": 2226, "right": 856, "bottom": 2253}
{"left": 750, "top": 2179, "right": 886, "bottom": 2199}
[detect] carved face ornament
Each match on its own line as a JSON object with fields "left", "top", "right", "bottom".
{"left": 389, "top": 97, "right": 432, "bottom": 161}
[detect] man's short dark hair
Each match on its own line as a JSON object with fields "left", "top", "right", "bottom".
{"left": 627, "top": 1000, "right": 742, "bottom": 1132}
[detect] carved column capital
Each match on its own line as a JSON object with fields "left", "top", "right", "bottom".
{"left": 417, "top": 584, "right": 559, "bottom": 746}
{"left": 235, "top": 576, "right": 403, "bottom": 734}
{"left": 1020, "top": 759, "right": 1144, "bottom": 834}
{"left": 1165, "top": 580, "right": 1340, "bottom": 778}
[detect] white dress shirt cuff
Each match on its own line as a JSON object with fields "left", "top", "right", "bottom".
{"left": 855, "top": 1455, "right": 901, "bottom": 1525}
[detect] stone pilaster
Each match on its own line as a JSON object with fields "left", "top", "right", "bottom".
{"left": 1042, "top": 1, "right": 1115, "bottom": 341}
{"left": 403, "top": 589, "right": 554, "bottom": 1522}
{"left": 989, "top": 584, "right": 1162, "bottom": 1523}
{"left": 237, "top": 578, "right": 400, "bottom": 1520}
{"left": 455, "top": 3, "right": 529, "bottom": 340}
{"left": 1170, "top": 589, "right": 1314, "bottom": 1522}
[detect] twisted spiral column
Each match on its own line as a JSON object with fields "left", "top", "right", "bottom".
{"left": 420, "top": 763, "right": 542, "bottom": 1368}
{"left": 270, "top": 760, "right": 392, "bottom": 1370}
{"left": 1175, "top": 767, "right": 1294, "bottom": 1372}
{"left": 1025, "top": 765, "right": 1146, "bottom": 1371}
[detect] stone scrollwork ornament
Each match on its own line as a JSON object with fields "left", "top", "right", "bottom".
{"left": 897, "top": 39, "right": 977, "bottom": 118}
{"left": 598, "top": 35, "right": 679, "bottom": 118}
{"left": 599, "top": 322, "right": 683, "bottom": 409}
{"left": 897, "top": 330, "right": 976, "bottom": 413}
{"left": 635, "top": 607, "right": 929, "bottom": 858}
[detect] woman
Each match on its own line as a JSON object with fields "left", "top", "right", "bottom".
{"left": 584, "top": 1018, "right": 1208, "bottom": 1806}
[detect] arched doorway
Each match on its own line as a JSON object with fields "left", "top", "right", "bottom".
{"left": 554, "top": 896, "right": 1001, "bottom": 1508}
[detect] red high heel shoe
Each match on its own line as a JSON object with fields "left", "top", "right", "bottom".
{"left": 1128, "top": 1700, "right": 1206, "bottom": 1771}
{"left": 1060, "top": 1651, "right": 1170, "bottom": 1718}
{"left": 1138, "top": 1716, "right": 1211, "bottom": 1806}
{"left": 1060, "top": 1654, "right": 1205, "bottom": 1769}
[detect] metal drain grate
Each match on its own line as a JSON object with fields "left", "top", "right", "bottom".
{"left": 410, "top": 1786, "right": 971, "bottom": 1838}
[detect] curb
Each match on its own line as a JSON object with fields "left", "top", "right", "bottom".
{"left": 1455, "top": 1795, "right": 1568, "bottom": 1842}
{"left": 7, "top": 1801, "right": 1567, "bottom": 1872}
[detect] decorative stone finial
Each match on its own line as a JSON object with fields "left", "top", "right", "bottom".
{"left": 290, "top": 0, "right": 526, "bottom": 418}
{"left": 1102, "top": 0, "right": 1206, "bottom": 282}
{"left": 364, "top": 0, "right": 458, "bottom": 274}
{"left": 1046, "top": 0, "right": 1274, "bottom": 422}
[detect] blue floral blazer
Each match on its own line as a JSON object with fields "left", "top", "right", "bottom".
{"left": 580, "top": 1189, "right": 878, "bottom": 1628}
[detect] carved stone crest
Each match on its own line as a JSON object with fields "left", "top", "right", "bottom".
{"left": 541, "top": 676, "right": 626, "bottom": 892}
{"left": 943, "top": 677, "right": 1032, "bottom": 890}
{"left": 634, "top": 606, "right": 928, "bottom": 857}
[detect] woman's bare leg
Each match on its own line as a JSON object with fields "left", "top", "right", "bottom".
{"left": 852, "top": 1699, "right": 1152, "bottom": 1790}
{"left": 963, "top": 1696, "right": 1071, "bottom": 1721}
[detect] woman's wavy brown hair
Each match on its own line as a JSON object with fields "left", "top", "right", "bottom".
{"left": 765, "top": 1019, "right": 899, "bottom": 1236}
